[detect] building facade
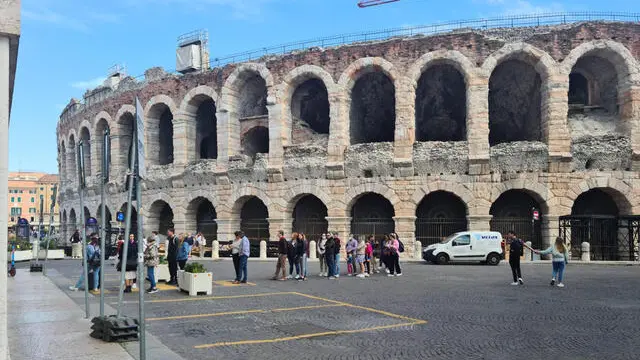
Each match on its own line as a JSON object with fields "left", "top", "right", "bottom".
{"left": 7, "top": 172, "right": 59, "bottom": 228}
{"left": 56, "top": 19, "right": 640, "bottom": 261}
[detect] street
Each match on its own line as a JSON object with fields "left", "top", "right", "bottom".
{"left": 28, "top": 259, "right": 640, "bottom": 360}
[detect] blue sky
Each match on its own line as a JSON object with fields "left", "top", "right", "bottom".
{"left": 8, "top": 0, "right": 635, "bottom": 173}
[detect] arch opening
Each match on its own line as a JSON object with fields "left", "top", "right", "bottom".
{"left": 415, "top": 191, "right": 468, "bottom": 247}
{"left": 79, "top": 127, "right": 92, "bottom": 176}
{"left": 350, "top": 72, "right": 395, "bottom": 144}
{"left": 568, "top": 73, "right": 589, "bottom": 106}
{"left": 119, "top": 203, "right": 138, "bottom": 237}
{"left": 68, "top": 135, "right": 77, "bottom": 182}
{"left": 291, "top": 195, "right": 328, "bottom": 241}
{"left": 240, "top": 196, "right": 269, "bottom": 241}
{"left": 95, "top": 119, "right": 111, "bottom": 177}
{"left": 195, "top": 98, "right": 218, "bottom": 160}
{"left": 59, "top": 142, "right": 67, "bottom": 182}
{"left": 148, "top": 104, "right": 174, "bottom": 166}
{"left": 69, "top": 209, "right": 77, "bottom": 233}
{"left": 118, "top": 113, "right": 134, "bottom": 170}
{"left": 242, "top": 126, "right": 269, "bottom": 158}
{"left": 291, "top": 78, "right": 330, "bottom": 145}
{"left": 188, "top": 198, "right": 217, "bottom": 246}
{"left": 490, "top": 190, "right": 543, "bottom": 249}
{"left": 350, "top": 193, "right": 395, "bottom": 241}
{"left": 148, "top": 201, "right": 174, "bottom": 237}
{"left": 238, "top": 74, "right": 267, "bottom": 118}
{"left": 415, "top": 64, "right": 466, "bottom": 141}
{"left": 489, "top": 60, "right": 542, "bottom": 145}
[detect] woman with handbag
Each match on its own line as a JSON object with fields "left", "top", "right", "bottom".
{"left": 118, "top": 233, "right": 138, "bottom": 293}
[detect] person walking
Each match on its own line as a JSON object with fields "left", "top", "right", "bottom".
{"left": 507, "top": 230, "right": 524, "bottom": 285}
{"left": 118, "top": 233, "right": 138, "bottom": 293}
{"left": 333, "top": 232, "right": 342, "bottom": 278}
{"left": 317, "top": 233, "right": 327, "bottom": 276}
{"left": 356, "top": 235, "right": 367, "bottom": 278}
{"left": 325, "top": 233, "right": 336, "bottom": 279}
{"left": 69, "top": 235, "right": 100, "bottom": 292}
{"left": 236, "top": 231, "right": 250, "bottom": 284}
{"left": 166, "top": 228, "right": 179, "bottom": 285}
{"left": 144, "top": 235, "right": 159, "bottom": 293}
{"left": 272, "top": 230, "right": 288, "bottom": 281}
{"left": 533, "top": 237, "right": 569, "bottom": 288}
{"left": 230, "top": 233, "right": 242, "bottom": 283}
{"left": 176, "top": 233, "right": 191, "bottom": 270}
{"left": 345, "top": 235, "right": 357, "bottom": 276}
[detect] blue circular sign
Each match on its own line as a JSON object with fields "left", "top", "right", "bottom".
{"left": 116, "top": 211, "right": 125, "bottom": 222}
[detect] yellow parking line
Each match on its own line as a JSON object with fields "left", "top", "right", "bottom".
{"left": 111, "top": 291, "right": 296, "bottom": 305}
{"left": 194, "top": 321, "right": 426, "bottom": 349}
{"left": 213, "top": 280, "right": 257, "bottom": 286}
{"left": 148, "top": 304, "right": 340, "bottom": 322}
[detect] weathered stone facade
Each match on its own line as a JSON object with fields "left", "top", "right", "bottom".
{"left": 56, "top": 21, "right": 640, "bottom": 255}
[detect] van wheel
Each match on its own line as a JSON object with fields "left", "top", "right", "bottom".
{"left": 436, "top": 253, "right": 449, "bottom": 265}
{"left": 487, "top": 253, "right": 500, "bottom": 266}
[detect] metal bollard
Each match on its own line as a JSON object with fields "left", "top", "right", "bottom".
{"left": 308, "top": 241, "right": 317, "bottom": 260}
{"left": 260, "top": 241, "right": 267, "bottom": 260}
{"left": 581, "top": 242, "right": 590, "bottom": 262}
{"left": 212, "top": 240, "right": 219, "bottom": 260}
{"left": 525, "top": 241, "right": 532, "bottom": 261}
{"left": 414, "top": 241, "right": 422, "bottom": 260}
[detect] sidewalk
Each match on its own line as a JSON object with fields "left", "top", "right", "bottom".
{"left": 7, "top": 270, "right": 135, "bottom": 360}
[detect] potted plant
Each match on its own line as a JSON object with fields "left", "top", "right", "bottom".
{"left": 38, "top": 238, "right": 65, "bottom": 260}
{"left": 8, "top": 240, "right": 33, "bottom": 262}
{"left": 155, "top": 256, "right": 170, "bottom": 282}
{"left": 178, "top": 262, "right": 212, "bottom": 296}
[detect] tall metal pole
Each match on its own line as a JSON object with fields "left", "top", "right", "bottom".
{"left": 116, "top": 141, "right": 136, "bottom": 317}
{"left": 99, "top": 128, "right": 110, "bottom": 317}
{"left": 77, "top": 141, "right": 90, "bottom": 319}
{"left": 134, "top": 96, "right": 147, "bottom": 360}
{"left": 43, "top": 185, "right": 57, "bottom": 276}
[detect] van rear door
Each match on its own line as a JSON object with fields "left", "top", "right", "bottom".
{"left": 448, "top": 234, "right": 473, "bottom": 261}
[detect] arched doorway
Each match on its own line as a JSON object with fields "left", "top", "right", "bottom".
{"left": 118, "top": 203, "right": 138, "bottom": 237}
{"left": 96, "top": 205, "right": 113, "bottom": 236}
{"left": 415, "top": 191, "right": 467, "bottom": 247}
{"left": 291, "top": 78, "right": 330, "bottom": 144}
{"left": 350, "top": 72, "right": 395, "bottom": 144}
{"left": 186, "top": 197, "right": 217, "bottom": 246}
{"left": 239, "top": 197, "right": 269, "bottom": 241}
{"left": 350, "top": 193, "right": 395, "bottom": 241}
{"left": 148, "top": 201, "right": 174, "bottom": 237}
{"left": 242, "top": 126, "right": 269, "bottom": 158}
{"left": 490, "top": 190, "right": 543, "bottom": 249}
{"left": 291, "top": 195, "right": 328, "bottom": 241}
{"left": 195, "top": 98, "right": 217, "bottom": 160}
{"left": 79, "top": 127, "right": 92, "bottom": 176}
{"left": 69, "top": 209, "right": 77, "bottom": 233}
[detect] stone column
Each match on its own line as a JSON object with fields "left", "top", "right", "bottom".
{"left": 267, "top": 217, "right": 291, "bottom": 241}
{"left": 326, "top": 92, "right": 347, "bottom": 179}
{"left": 393, "top": 216, "right": 416, "bottom": 259}
{"left": 172, "top": 113, "right": 191, "bottom": 166}
{"left": 0, "top": 37, "right": 10, "bottom": 360}
{"left": 326, "top": 217, "right": 351, "bottom": 256}
{"left": 466, "top": 77, "right": 490, "bottom": 175}
{"left": 467, "top": 215, "right": 492, "bottom": 231}
{"left": 216, "top": 218, "right": 237, "bottom": 243}
{"left": 267, "top": 100, "right": 285, "bottom": 182}
{"left": 620, "top": 84, "right": 640, "bottom": 170}
{"left": 393, "top": 77, "right": 415, "bottom": 177}
{"left": 544, "top": 74, "right": 572, "bottom": 173}
{"left": 541, "top": 215, "right": 560, "bottom": 249}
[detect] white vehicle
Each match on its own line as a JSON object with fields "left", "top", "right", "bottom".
{"left": 422, "top": 231, "right": 503, "bottom": 265}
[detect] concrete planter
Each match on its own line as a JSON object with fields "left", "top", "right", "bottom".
{"left": 38, "top": 249, "right": 65, "bottom": 260}
{"left": 8, "top": 250, "right": 33, "bottom": 262}
{"left": 155, "top": 264, "right": 170, "bottom": 282}
{"left": 177, "top": 270, "right": 213, "bottom": 296}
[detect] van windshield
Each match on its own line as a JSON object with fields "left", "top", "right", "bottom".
{"left": 441, "top": 233, "right": 460, "bottom": 243}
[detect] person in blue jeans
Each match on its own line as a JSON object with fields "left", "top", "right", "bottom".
{"left": 69, "top": 236, "right": 100, "bottom": 292}
{"left": 332, "top": 232, "right": 342, "bottom": 278}
{"left": 144, "top": 235, "right": 159, "bottom": 294}
{"left": 534, "top": 237, "right": 569, "bottom": 288}
{"left": 235, "top": 231, "right": 250, "bottom": 284}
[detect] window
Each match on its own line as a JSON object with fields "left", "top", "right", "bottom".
{"left": 19, "top": 190, "right": 23, "bottom": 193}
{"left": 452, "top": 234, "right": 471, "bottom": 246}
{"left": 40, "top": 187, "right": 44, "bottom": 191}
{"left": 30, "top": 217, "right": 34, "bottom": 222}
{"left": 10, "top": 197, "right": 14, "bottom": 202}
{"left": 29, "top": 208, "right": 36, "bottom": 214}
{"left": 17, "top": 197, "right": 21, "bottom": 202}
{"left": 10, "top": 208, "right": 21, "bottom": 216}
{"left": 10, "top": 217, "right": 14, "bottom": 222}
{"left": 31, "top": 197, "right": 35, "bottom": 203}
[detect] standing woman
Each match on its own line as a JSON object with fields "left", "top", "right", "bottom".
{"left": 287, "top": 233, "right": 298, "bottom": 279}
{"left": 231, "top": 232, "right": 242, "bottom": 284}
{"left": 317, "top": 234, "right": 327, "bottom": 276}
{"left": 176, "top": 233, "right": 191, "bottom": 270}
{"left": 144, "top": 235, "right": 159, "bottom": 294}
{"left": 118, "top": 233, "right": 138, "bottom": 293}
{"left": 534, "top": 237, "right": 569, "bottom": 287}
{"left": 297, "top": 233, "right": 307, "bottom": 281}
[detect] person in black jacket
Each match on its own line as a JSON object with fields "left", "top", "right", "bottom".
{"left": 272, "top": 230, "right": 288, "bottom": 280}
{"left": 166, "top": 228, "right": 179, "bottom": 285}
{"left": 325, "top": 233, "right": 336, "bottom": 279}
{"left": 118, "top": 233, "right": 138, "bottom": 293}
{"left": 507, "top": 230, "right": 524, "bottom": 285}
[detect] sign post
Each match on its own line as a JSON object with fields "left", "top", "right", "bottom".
{"left": 135, "top": 96, "right": 147, "bottom": 360}
{"left": 43, "top": 186, "right": 57, "bottom": 276}
{"left": 78, "top": 141, "right": 90, "bottom": 319}
{"left": 99, "top": 127, "right": 110, "bottom": 317}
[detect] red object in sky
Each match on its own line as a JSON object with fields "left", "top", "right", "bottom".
{"left": 358, "top": 0, "right": 401, "bottom": 8}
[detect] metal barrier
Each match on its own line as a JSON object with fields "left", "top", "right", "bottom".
{"left": 559, "top": 215, "right": 640, "bottom": 261}
{"left": 490, "top": 217, "right": 542, "bottom": 249}
{"left": 415, "top": 218, "right": 467, "bottom": 247}
{"left": 350, "top": 219, "right": 395, "bottom": 241}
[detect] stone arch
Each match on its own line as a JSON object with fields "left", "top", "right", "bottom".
{"left": 284, "top": 185, "right": 333, "bottom": 215}
{"left": 186, "top": 196, "right": 218, "bottom": 245}
{"left": 344, "top": 183, "right": 400, "bottom": 217}
{"left": 408, "top": 50, "right": 477, "bottom": 87}
{"left": 180, "top": 85, "right": 219, "bottom": 161}
{"left": 490, "top": 180, "right": 550, "bottom": 214}
{"left": 338, "top": 57, "right": 398, "bottom": 91}
{"left": 561, "top": 40, "right": 639, "bottom": 86}
{"left": 78, "top": 123, "right": 92, "bottom": 176}
{"left": 59, "top": 140, "right": 67, "bottom": 182}
{"left": 92, "top": 111, "right": 113, "bottom": 135}
{"left": 230, "top": 187, "right": 272, "bottom": 217}
{"left": 566, "top": 178, "right": 632, "bottom": 215}
{"left": 481, "top": 42, "right": 556, "bottom": 80}
{"left": 147, "top": 199, "right": 175, "bottom": 236}
{"left": 290, "top": 194, "right": 329, "bottom": 240}
{"left": 349, "top": 192, "right": 396, "bottom": 239}
{"left": 233, "top": 195, "right": 270, "bottom": 241}
{"left": 93, "top": 113, "right": 112, "bottom": 178}
{"left": 179, "top": 85, "right": 220, "bottom": 115}
{"left": 144, "top": 95, "right": 177, "bottom": 166}
{"left": 114, "top": 105, "right": 136, "bottom": 172}
{"left": 414, "top": 190, "right": 469, "bottom": 246}
{"left": 410, "top": 182, "right": 474, "bottom": 214}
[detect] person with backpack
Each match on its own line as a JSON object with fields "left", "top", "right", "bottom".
{"left": 69, "top": 235, "right": 101, "bottom": 293}
{"left": 166, "top": 228, "right": 179, "bottom": 285}
{"left": 507, "top": 230, "right": 524, "bottom": 285}
{"left": 272, "top": 230, "right": 288, "bottom": 281}
{"left": 144, "top": 235, "right": 159, "bottom": 294}
{"left": 325, "top": 233, "right": 336, "bottom": 279}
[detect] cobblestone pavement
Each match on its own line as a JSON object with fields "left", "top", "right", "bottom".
{"left": 35, "top": 259, "right": 640, "bottom": 360}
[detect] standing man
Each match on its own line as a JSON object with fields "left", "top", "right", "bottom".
{"left": 333, "top": 232, "right": 342, "bottom": 278}
{"left": 272, "top": 230, "right": 288, "bottom": 280}
{"left": 236, "top": 231, "right": 250, "bottom": 284}
{"left": 507, "top": 230, "right": 524, "bottom": 285}
{"left": 166, "top": 228, "right": 179, "bottom": 285}
{"left": 325, "top": 233, "right": 336, "bottom": 279}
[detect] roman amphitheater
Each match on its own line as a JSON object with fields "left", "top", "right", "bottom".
{"left": 56, "top": 16, "right": 640, "bottom": 261}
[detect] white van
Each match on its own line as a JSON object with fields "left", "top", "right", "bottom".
{"left": 422, "top": 231, "right": 503, "bottom": 265}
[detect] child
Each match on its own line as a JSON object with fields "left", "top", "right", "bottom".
{"left": 364, "top": 237, "right": 373, "bottom": 275}
{"left": 534, "top": 237, "right": 569, "bottom": 287}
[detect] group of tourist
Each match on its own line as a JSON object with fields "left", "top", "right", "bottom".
{"left": 506, "top": 230, "right": 570, "bottom": 287}
{"left": 271, "top": 230, "right": 404, "bottom": 281}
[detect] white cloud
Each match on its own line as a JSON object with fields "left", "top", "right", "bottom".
{"left": 70, "top": 77, "right": 106, "bottom": 90}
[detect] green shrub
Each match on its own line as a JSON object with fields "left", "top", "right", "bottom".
{"left": 159, "top": 256, "right": 168, "bottom": 265}
{"left": 40, "top": 238, "right": 59, "bottom": 250}
{"left": 184, "top": 262, "right": 207, "bottom": 274}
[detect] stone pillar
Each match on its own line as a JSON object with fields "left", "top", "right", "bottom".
{"left": 309, "top": 240, "right": 317, "bottom": 260}
{"left": 212, "top": 240, "right": 219, "bottom": 260}
{"left": 467, "top": 215, "right": 492, "bottom": 231}
{"left": 216, "top": 218, "right": 237, "bottom": 243}
{"left": 414, "top": 241, "right": 422, "bottom": 260}
{"left": 267, "top": 217, "right": 291, "bottom": 242}
{"left": 581, "top": 242, "right": 590, "bottom": 262}
{"left": 544, "top": 74, "right": 572, "bottom": 173}
{"left": 259, "top": 240, "right": 267, "bottom": 259}
{"left": 393, "top": 216, "right": 416, "bottom": 259}
{"left": 172, "top": 114, "right": 191, "bottom": 166}
{"left": 466, "top": 77, "right": 490, "bottom": 175}
{"left": 541, "top": 215, "right": 559, "bottom": 249}
{"left": 326, "top": 217, "right": 351, "bottom": 257}
{"left": 393, "top": 77, "right": 415, "bottom": 177}
{"left": 326, "top": 92, "right": 347, "bottom": 179}
{"left": 621, "top": 84, "right": 640, "bottom": 170}
{"left": 215, "top": 110, "right": 232, "bottom": 172}
{"left": 267, "top": 100, "right": 285, "bottom": 182}
{"left": 524, "top": 241, "right": 532, "bottom": 261}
